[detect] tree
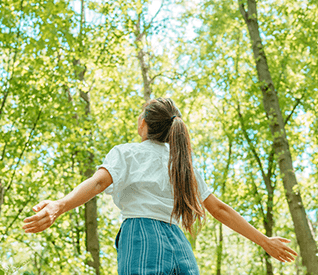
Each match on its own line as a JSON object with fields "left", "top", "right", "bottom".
{"left": 238, "top": 0, "right": 318, "bottom": 273}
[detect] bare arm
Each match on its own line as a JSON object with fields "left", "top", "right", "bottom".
{"left": 203, "top": 194, "right": 298, "bottom": 262}
{"left": 23, "top": 168, "right": 112, "bottom": 233}
{"left": 57, "top": 168, "right": 112, "bottom": 214}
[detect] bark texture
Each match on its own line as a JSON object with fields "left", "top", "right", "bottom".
{"left": 216, "top": 136, "right": 232, "bottom": 275}
{"left": 85, "top": 197, "right": 100, "bottom": 274}
{"left": 239, "top": 1, "right": 318, "bottom": 274}
{"left": 65, "top": 62, "right": 100, "bottom": 274}
{"left": 0, "top": 0, "right": 24, "bottom": 119}
{"left": 78, "top": 75, "right": 100, "bottom": 275}
{"left": 75, "top": 1, "right": 100, "bottom": 273}
{"left": 135, "top": 14, "right": 152, "bottom": 102}
{"left": 216, "top": 222, "right": 223, "bottom": 275}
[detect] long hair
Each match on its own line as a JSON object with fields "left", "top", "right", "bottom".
{"left": 142, "top": 97, "right": 205, "bottom": 233}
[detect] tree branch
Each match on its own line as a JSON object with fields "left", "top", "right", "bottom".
{"left": 149, "top": 71, "right": 170, "bottom": 84}
{"left": 135, "top": 16, "right": 152, "bottom": 101}
{"left": 146, "top": 1, "right": 164, "bottom": 31}
{"left": 237, "top": 103, "right": 275, "bottom": 193}
{"left": 1, "top": 108, "right": 24, "bottom": 161}
{"left": 275, "top": 55, "right": 288, "bottom": 93}
{"left": 237, "top": 103, "right": 267, "bottom": 180}
{"left": 1, "top": 197, "right": 32, "bottom": 240}
{"left": 221, "top": 136, "right": 233, "bottom": 197}
{"left": 284, "top": 95, "right": 303, "bottom": 125}
{"left": 250, "top": 172, "right": 266, "bottom": 221}
{"left": 135, "top": 1, "right": 164, "bottom": 42}
{"left": 12, "top": 236, "right": 53, "bottom": 269}
{"left": 135, "top": 14, "right": 144, "bottom": 42}
{"left": 79, "top": 0, "right": 85, "bottom": 51}
{"left": 1, "top": 138, "right": 8, "bottom": 161}
{"left": 267, "top": 145, "right": 275, "bottom": 182}
{"left": 4, "top": 108, "right": 42, "bottom": 195}
{"left": 238, "top": 1, "right": 248, "bottom": 23}
{"left": 0, "top": 180, "right": 4, "bottom": 216}
{"left": 0, "top": 0, "right": 25, "bottom": 120}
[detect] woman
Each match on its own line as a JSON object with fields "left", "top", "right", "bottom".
{"left": 23, "top": 98, "right": 297, "bottom": 274}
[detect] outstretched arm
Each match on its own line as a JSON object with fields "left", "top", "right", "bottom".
{"left": 23, "top": 168, "right": 112, "bottom": 233}
{"left": 203, "top": 194, "right": 298, "bottom": 263}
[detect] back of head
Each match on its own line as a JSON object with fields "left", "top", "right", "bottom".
{"left": 143, "top": 97, "right": 205, "bottom": 234}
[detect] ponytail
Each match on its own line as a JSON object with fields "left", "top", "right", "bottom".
{"left": 143, "top": 98, "right": 205, "bottom": 233}
{"left": 168, "top": 117, "right": 205, "bottom": 234}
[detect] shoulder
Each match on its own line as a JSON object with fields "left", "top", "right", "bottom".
{"left": 111, "top": 140, "right": 168, "bottom": 158}
{"left": 113, "top": 140, "right": 168, "bottom": 160}
{"left": 111, "top": 142, "right": 142, "bottom": 156}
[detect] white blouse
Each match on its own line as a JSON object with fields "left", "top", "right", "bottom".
{"left": 98, "top": 139, "right": 211, "bottom": 225}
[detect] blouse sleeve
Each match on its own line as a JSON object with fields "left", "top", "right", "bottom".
{"left": 97, "top": 145, "right": 130, "bottom": 195}
{"left": 194, "top": 167, "right": 212, "bottom": 201}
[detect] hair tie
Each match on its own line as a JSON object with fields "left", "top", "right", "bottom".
{"left": 171, "top": 115, "right": 176, "bottom": 121}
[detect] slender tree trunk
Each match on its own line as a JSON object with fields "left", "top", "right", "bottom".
{"left": 85, "top": 196, "right": 100, "bottom": 274}
{"left": 66, "top": 61, "right": 100, "bottom": 273}
{"left": 236, "top": 53, "right": 277, "bottom": 272}
{"left": 0, "top": 180, "right": 3, "bottom": 216}
{"left": 135, "top": 15, "right": 152, "bottom": 102}
{"left": 215, "top": 135, "right": 232, "bottom": 275}
{"left": 239, "top": 1, "right": 318, "bottom": 273}
{"left": 238, "top": 97, "right": 300, "bottom": 274}
{"left": 74, "top": 0, "right": 100, "bottom": 273}
{"left": 81, "top": 91, "right": 100, "bottom": 274}
{"left": 34, "top": 253, "right": 42, "bottom": 275}
{"left": 216, "top": 222, "right": 223, "bottom": 275}
{"left": 76, "top": 212, "right": 81, "bottom": 254}
{"left": 0, "top": 0, "right": 24, "bottom": 120}
{"left": 0, "top": 109, "right": 41, "bottom": 218}
{"left": 264, "top": 187, "right": 274, "bottom": 275}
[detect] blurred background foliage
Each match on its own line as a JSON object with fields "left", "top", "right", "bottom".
{"left": 0, "top": 0, "right": 317, "bottom": 274}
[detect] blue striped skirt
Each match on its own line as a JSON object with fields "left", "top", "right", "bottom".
{"left": 115, "top": 218, "right": 200, "bottom": 275}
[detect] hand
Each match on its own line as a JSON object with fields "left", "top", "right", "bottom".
{"left": 23, "top": 200, "right": 61, "bottom": 233}
{"left": 262, "top": 237, "right": 298, "bottom": 262}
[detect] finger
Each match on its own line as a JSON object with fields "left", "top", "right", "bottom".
{"left": 23, "top": 214, "right": 39, "bottom": 223}
{"left": 274, "top": 256, "right": 283, "bottom": 262}
{"left": 23, "top": 213, "right": 50, "bottom": 229}
{"left": 270, "top": 252, "right": 287, "bottom": 263}
{"left": 280, "top": 252, "right": 295, "bottom": 262}
{"left": 24, "top": 219, "right": 51, "bottom": 233}
{"left": 24, "top": 221, "right": 51, "bottom": 233}
{"left": 277, "top": 256, "right": 286, "bottom": 263}
{"left": 278, "top": 237, "right": 291, "bottom": 243}
{"left": 286, "top": 247, "right": 298, "bottom": 257}
{"left": 23, "top": 208, "right": 48, "bottom": 223}
{"left": 286, "top": 255, "right": 295, "bottom": 262}
{"left": 32, "top": 200, "right": 49, "bottom": 212}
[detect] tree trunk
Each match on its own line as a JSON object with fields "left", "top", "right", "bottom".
{"left": 216, "top": 222, "right": 223, "bottom": 275}
{"left": 0, "top": 0, "right": 24, "bottom": 119}
{"left": 238, "top": 95, "right": 300, "bottom": 274}
{"left": 74, "top": 0, "right": 100, "bottom": 273}
{"left": 78, "top": 80, "right": 100, "bottom": 275}
{"left": 239, "top": 1, "right": 318, "bottom": 273}
{"left": 237, "top": 107, "right": 274, "bottom": 274}
{"left": 67, "top": 59, "right": 100, "bottom": 273}
{"left": 215, "top": 135, "right": 232, "bottom": 275}
{"left": 85, "top": 197, "right": 100, "bottom": 274}
{"left": 135, "top": 14, "right": 152, "bottom": 102}
{"left": 80, "top": 104, "right": 100, "bottom": 273}
{"left": 264, "top": 188, "right": 274, "bottom": 275}
{"left": 0, "top": 180, "right": 4, "bottom": 215}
